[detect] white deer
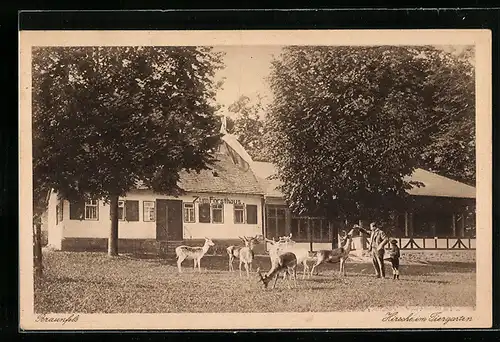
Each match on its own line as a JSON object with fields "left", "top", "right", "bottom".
{"left": 274, "top": 233, "right": 315, "bottom": 279}
{"left": 257, "top": 251, "right": 298, "bottom": 289}
{"left": 175, "top": 237, "right": 215, "bottom": 273}
{"left": 309, "top": 227, "right": 356, "bottom": 277}
{"left": 226, "top": 235, "right": 260, "bottom": 277}
{"left": 265, "top": 238, "right": 281, "bottom": 266}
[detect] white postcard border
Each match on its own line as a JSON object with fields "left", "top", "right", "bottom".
{"left": 19, "top": 29, "right": 492, "bottom": 330}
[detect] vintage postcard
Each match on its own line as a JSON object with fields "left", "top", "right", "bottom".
{"left": 19, "top": 29, "right": 492, "bottom": 330}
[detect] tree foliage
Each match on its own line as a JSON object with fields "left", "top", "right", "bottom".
{"left": 33, "top": 46, "right": 224, "bottom": 254}
{"left": 266, "top": 46, "right": 475, "bottom": 220}
{"left": 225, "top": 95, "right": 269, "bottom": 162}
{"left": 419, "top": 46, "right": 475, "bottom": 185}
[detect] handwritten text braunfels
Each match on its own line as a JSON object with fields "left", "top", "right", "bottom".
{"left": 382, "top": 312, "right": 473, "bottom": 325}
{"left": 35, "top": 314, "right": 80, "bottom": 325}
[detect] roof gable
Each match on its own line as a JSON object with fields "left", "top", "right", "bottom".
{"left": 178, "top": 153, "right": 263, "bottom": 195}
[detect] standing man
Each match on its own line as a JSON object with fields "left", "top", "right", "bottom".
{"left": 358, "top": 222, "right": 389, "bottom": 278}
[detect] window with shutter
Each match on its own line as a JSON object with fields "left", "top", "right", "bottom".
{"left": 125, "top": 200, "right": 139, "bottom": 221}
{"left": 118, "top": 201, "right": 125, "bottom": 220}
{"left": 56, "top": 200, "right": 64, "bottom": 223}
{"left": 246, "top": 204, "right": 258, "bottom": 224}
{"left": 184, "top": 203, "right": 195, "bottom": 223}
{"left": 69, "top": 199, "right": 85, "bottom": 220}
{"left": 56, "top": 203, "right": 60, "bottom": 225}
{"left": 84, "top": 200, "right": 99, "bottom": 220}
{"left": 234, "top": 204, "right": 245, "bottom": 224}
{"left": 143, "top": 201, "right": 156, "bottom": 222}
{"left": 211, "top": 203, "right": 224, "bottom": 223}
{"left": 199, "top": 203, "right": 211, "bottom": 223}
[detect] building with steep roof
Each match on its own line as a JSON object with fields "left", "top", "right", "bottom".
{"left": 45, "top": 129, "right": 267, "bottom": 253}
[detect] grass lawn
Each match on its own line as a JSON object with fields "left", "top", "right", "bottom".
{"left": 35, "top": 250, "right": 476, "bottom": 313}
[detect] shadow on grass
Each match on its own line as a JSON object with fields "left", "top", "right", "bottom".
{"left": 46, "top": 276, "right": 116, "bottom": 287}
{"left": 46, "top": 275, "right": 161, "bottom": 290}
{"left": 305, "top": 277, "right": 348, "bottom": 283}
{"left": 121, "top": 253, "right": 160, "bottom": 260}
{"left": 395, "top": 278, "right": 451, "bottom": 285}
{"left": 82, "top": 252, "right": 476, "bottom": 276}
{"left": 304, "top": 286, "right": 348, "bottom": 291}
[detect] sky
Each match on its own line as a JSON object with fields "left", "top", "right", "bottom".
{"left": 212, "top": 45, "right": 472, "bottom": 118}
{"left": 213, "top": 46, "right": 283, "bottom": 116}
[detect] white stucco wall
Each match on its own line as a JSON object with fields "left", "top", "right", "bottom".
{"left": 62, "top": 192, "right": 156, "bottom": 239}
{"left": 51, "top": 190, "right": 263, "bottom": 241}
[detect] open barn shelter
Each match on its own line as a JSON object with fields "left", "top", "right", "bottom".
{"left": 251, "top": 159, "right": 475, "bottom": 252}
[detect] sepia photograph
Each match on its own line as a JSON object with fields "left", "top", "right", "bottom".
{"left": 19, "top": 29, "right": 492, "bottom": 330}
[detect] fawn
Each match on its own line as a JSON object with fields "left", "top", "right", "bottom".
{"left": 257, "top": 251, "right": 298, "bottom": 289}
{"left": 227, "top": 235, "right": 260, "bottom": 277}
{"left": 175, "top": 237, "right": 215, "bottom": 273}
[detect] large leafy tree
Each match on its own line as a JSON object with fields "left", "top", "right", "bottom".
{"left": 225, "top": 95, "right": 269, "bottom": 162}
{"left": 419, "top": 46, "right": 475, "bottom": 185}
{"left": 33, "top": 46, "right": 224, "bottom": 256}
{"left": 266, "top": 45, "right": 475, "bottom": 222}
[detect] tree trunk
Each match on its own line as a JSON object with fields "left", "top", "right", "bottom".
{"left": 108, "top": 194, "right": 119, "bottom": 256}
{"left": 33, "top": 221, "right": 43, "bottom": 280}
{"left": 32, "top": 189, "right": 51, "bottom": 281}
{"left": 308, "top": 218, "right": 313, "bottom": 252}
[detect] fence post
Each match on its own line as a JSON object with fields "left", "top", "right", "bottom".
{"left": 404, "top": 212, "right": 409, "bottom": 237}
{"left": 329, "top": 222, "right": 333, "bottom": 249}
{"left": 33, "top": 222, "right": 43, "bottom": 280}
{"left": 308, "top": 218, "right": 313, "bottom": 252}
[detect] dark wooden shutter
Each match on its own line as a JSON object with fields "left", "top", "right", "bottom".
{"left": 125, "top": 200, "right": 139, "bottom": 221}
{"left": 199, "top": 203, "right": 211, "bottom": 223}
{"left": 59, "top": 200, "right": 64, "bottom": 222}
{"left": 69, "top": 199, "right": 85, "bottom": 220}
{"left": 246, "top": 204, "right": 258, "bottom": 224}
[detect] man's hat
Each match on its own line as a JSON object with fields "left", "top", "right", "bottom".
{"left": 391, "top": 239, "right": 398, "bottom": 244}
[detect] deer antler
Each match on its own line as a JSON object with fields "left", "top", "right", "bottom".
{"left": 265, "top": 238, "right": 276, "bottom": 245}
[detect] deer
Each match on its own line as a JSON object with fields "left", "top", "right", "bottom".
{"left": 265, "top": 237, "right": 279, "bottom": 262}
{"left": 264, "top": 234, "right": 313, "bottom": 280}
{"left": 274, "top": 233, "right": 315, "bottom": 279}
{"left": 226, "top": 235, "right": 260, "bottom": 278}
{"left": 309, "top": 227, "right": 356, "bottom": 277}
{"left": 257, "top": 251, "right": 298, "bottom": 289}
{"left": 265, "top": 237, "right": 291, "bottom": 281}
{"left": 175, "top": 237, "right": 215, "bottom": 273}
